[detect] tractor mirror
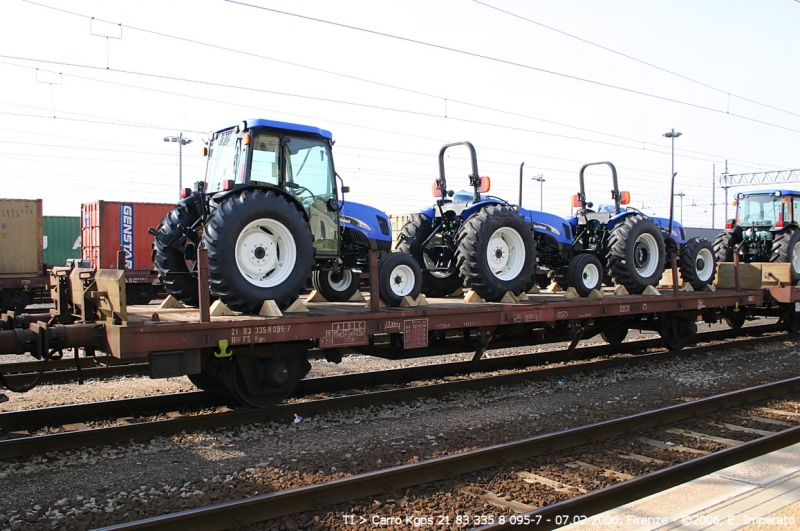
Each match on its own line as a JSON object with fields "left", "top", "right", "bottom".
{"left": 572, "top": 194, "right": 581, "bottom": 208}
{"left": 620, "top": 191, "right": 631, "bottom": 205}
{"left": 341, "top": 186, "right": 350, "bottom": 194}
{"left": 479, "top": 176, "right": 491, "bottom": 193}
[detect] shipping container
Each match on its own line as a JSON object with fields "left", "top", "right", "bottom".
{"left": 43, "top": 216, "right": 82, "bottom": 267}
{"left": 0, "top": 198, "right": 43, "bottom": 278}
{"left": 81, "top": 201, "right": 173, "bottom": 304}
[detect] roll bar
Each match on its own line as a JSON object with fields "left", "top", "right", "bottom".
{"left": 437, "top": 141, "right": 481, "bottom": 202}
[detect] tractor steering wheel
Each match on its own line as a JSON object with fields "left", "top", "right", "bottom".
{"left": 289, "top": 184, "right": 316, "bottom": 207}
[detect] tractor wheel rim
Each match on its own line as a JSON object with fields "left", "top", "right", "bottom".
{"left": 582, "top": 262, "right": 600, "bottom": 289}
{"left": 487, "top": 227, "right": 525, "bottom": 280}
{"left": 235, "top": 218, "right": 297, "bottom": 288}
{"left": 389, "top": 264, "right": 415, "bottom": 296}
{"left": 695, "top": 248, "right": 714, "bottom": 281}
{"left": 327, "top": 270, "right": 353, "bottom": 291}
{"left": 633, "top": 233, "right": 659, "bottom": 277}
{"left": 792, "top": 242, "right": 800, "bottom": 274}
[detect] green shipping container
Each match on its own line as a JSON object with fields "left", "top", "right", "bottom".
{"left": 43, "top": 216, "right": 82, "bottom": 267}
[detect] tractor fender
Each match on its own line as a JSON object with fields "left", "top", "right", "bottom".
{"left": 458, "top": 199, "right": 507, "bottom": 220}
{"left": 210, "top": 185, "right": 309, "bottom": 222}
{"left": 770, "top": 222, "right": 800, "bottom": 233}
{"left": 340, "top": 201, "right": 392, "bottom": 243}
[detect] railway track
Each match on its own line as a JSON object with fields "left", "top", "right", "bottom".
{"left": 91, "top": 378, "right": 800, "bottom": 531}
{"left": 0, "top": 325, "right": 791, "bottom": 459}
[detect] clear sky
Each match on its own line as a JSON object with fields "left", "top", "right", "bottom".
{"left": 2, "top": 0, "right": 799, "bottom": 229}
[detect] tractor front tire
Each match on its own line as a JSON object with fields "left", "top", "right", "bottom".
{"left": 396, "top": 214, "right": 463, "bottom": 298}
{"left": 770, "top": 228, "right": 800, "bottom": 284}
{"left": 679, "top": 237, "right": 717, "bottom": 290}
{"left": 152, "top": 203, "right": 201, "bottom": 306}
{"left": 205, "top": 190, "right": 315, "bottom": 313}
{"left": 607, "top": 215, "right": 666, "bottom": 294}
{"left": 455, "top": 205, "right": 537, "bottom": 302}
{"left": 378, "top": 252, "right": 422, "bottom": 306}
{"left": 566, "top": 253, "right": 604, "bottom": 297}
{"left": 713, "top": 229, "right": 740, "bottom": 264}
{"left": 312, "top": 269, "right": 360, "bottom": 302}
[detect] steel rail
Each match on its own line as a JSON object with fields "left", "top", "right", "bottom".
{"left": 0, "top": 329, "right": 791, "bottom": 460}
{"left": 93, "top": 377, "right": 800, "bottom": 531}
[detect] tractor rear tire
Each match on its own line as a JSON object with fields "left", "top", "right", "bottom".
{"left": 378, "top": 252, "right": 422, "bottom": 306}
{"left": 679, "top": 237, "right": 717, "bottom": 290}
{"left": 205, "top": 190, "right": 315, "bottom": 313}
{"left": 312, "top": 269, "right": 359, "bottom": 302}
{"left": 455, "top": 205, "right": 537, "bottom": 302}
{"left": 152, "top": 204, "right": 201, "bottom": 306}
{"left": 606, "top": 215, "right": 666, "bottom": 294}
{"left": 713, "top": 229, "right": 739, "bottom": 264}
{"left": 770, "top": 228, "right": 800, "bottom": 283}
{"left": 566, "top": 253, "right": 604, "bottom": 297}
{"left": 396, "top": 214, "right": 463, "bottom": 298}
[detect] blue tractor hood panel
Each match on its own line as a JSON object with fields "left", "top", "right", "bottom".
{"left": 340, "top": 201, "right": 391, "bottom": 242}
{"left": 519, "top": 207, "right": 573, "bottom": 245}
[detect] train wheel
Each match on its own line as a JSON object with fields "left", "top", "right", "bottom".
{"left": 229, "top": 354, "right": 310, "bottom": 408}
{"left": 659, "top": 314, "right": 696, "bottom": 351}
{"left": 601, "top": 327, "right": 628, "bottom": 345}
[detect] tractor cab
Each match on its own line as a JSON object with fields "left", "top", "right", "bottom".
{"left": 731, "top": 190, "right": 800, "bottom": 233}
{"left": 203, "top": 119, "right": 340, "bottom": 258}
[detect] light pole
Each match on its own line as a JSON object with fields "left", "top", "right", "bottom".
{"left": 663, "top": 128, "right": 682, "bottom": 232}
{"left": 531, "top": 174, "right": 545, "bottom": 211}
{"left": 164, "top": 132, "right": 192, "bottom": 195}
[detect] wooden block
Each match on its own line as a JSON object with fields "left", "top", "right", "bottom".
{"left": 642, "top": 285, "right": 661, "bottom": 296}
{"left": 564, "top": 287, "right": 580, "bottom": 299}
{"left": 258, "top": 300, "right": 282, "bottom": 317}
{"left": 464, "top": 290, "right": 484, "bottom": 303}
{"left": 680, "top": 283, "right": 694, "bottom": 292}
{"left": 305, "top": 290, "right": 328, "bottom": 302}
{"left": 62, "top": 423, "right": 87, "bottom": 432}
{"left": 517, "top": 292, "right": 529, "bottom": 301}
{"left": 761, "top": 263, "right": 792, "bottom": 285}
{"left": 588, "top": 289, "right": 604, "bottom": 299}
{"left": 210, "top": 300, "right": 236, "bottom": 316}
{"left": 399, "top": 295, "right": 418, "bottom": 308}
{"left": 449, "top": 287, "right": 464, "bottom": 297}
{"left": 715, "top": 262, "right": 762, "bottom": 289}
{"left": 704, "top": 283, "right": 716, "bottom": 292}
{"left": 658, "top": 268, "right": 681, "bottom": 288}
{"left": 613, "top": 284, "right": 629, "bottom": 295}
{"left": 348, "top": 290, "right": 366, "bottom": 301}
{"left": 500, "top": 291, "right": 520, "bottom": 303}
{"left": 159, "top": 295, "right": 186, "bottom": 309}
{"left": 284, "top": 298, "right": 309, "bottom": 313}
{"left": 526, "top": 285, "right": 540, "bottom": 294}
{"left": 367, "top": 298, "right": 389, "bottom": 308}
{"left": 415, "top": 294, "right": 429, "bottom": 306}
{"left": 546, "top": 282, "right": 563, "bottom": 293}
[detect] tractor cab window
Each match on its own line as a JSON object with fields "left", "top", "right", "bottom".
{"left": 250, "top": 133, "right": 281, "bottom": 187}
{"left": 739, "top": 195, "right": 781, "bottom": 226}
{"left": 792, "top": 197, "right": 800, "bottom": 223}
{"left": 285, "top": 136, "right": 338, "bottom": 256}
{"left": 205, "top": 128, "right": 242, "bottom": 192}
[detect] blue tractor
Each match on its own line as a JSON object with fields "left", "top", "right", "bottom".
{"left": 553, "top": 161, "right": 716, "bottom": 297}
{"left": 399, "top": 151, "right": 716, "bottom": 305}
{"left": 151, "top": 119, "right": 422, "bottom": 406}
{"left": 397, "top": 142, "right": 538, "bottom": 301}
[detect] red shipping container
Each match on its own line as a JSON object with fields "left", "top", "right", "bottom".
{"left": 81, "top": 201, "right": 173, "bottom": 277}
